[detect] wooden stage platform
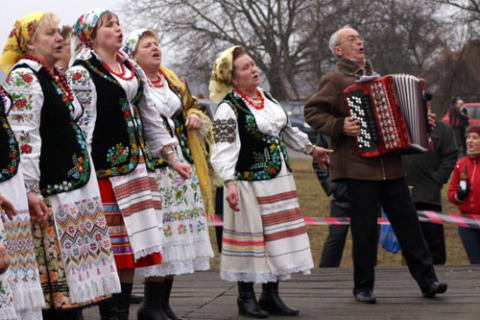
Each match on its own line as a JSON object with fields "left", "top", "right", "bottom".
{"left": 84, "top": 265, "right": 480, "bottom": 319}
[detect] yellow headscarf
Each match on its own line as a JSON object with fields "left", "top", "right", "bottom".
{"left": 208, "top": 45, "right": 241, "bottom": 104}
{"left": 0, "top": 12, "right": 46, "bottom": 74}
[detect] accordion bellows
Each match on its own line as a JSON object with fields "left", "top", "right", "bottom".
{"left": 344, "top": 74, "right": 431, "bottom": 158}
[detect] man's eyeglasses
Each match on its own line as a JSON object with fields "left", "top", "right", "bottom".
{"left": 336, "top": 35, "right": 364, "bottom": 46}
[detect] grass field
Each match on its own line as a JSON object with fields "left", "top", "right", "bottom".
{"left": 208, "top": 159, "right": 469, "bottom": 268}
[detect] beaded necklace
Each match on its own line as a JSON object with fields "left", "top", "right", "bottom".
{"left": 148, "top": 72, "right": 168, "bottom": 104}
{"left": 102, "top": 53, "right": 135, "bottom": 81}
{"left": 24, "top": 55, "right": 74, "bottom": 102}
{"left": 148, "top": 72, "right": 164, "bottom": 88}
{"left": 235, "top": 87, "right": 265, "bottom": 110}
{"left": 0, "top": 86, "right": 8, "bottom": 108}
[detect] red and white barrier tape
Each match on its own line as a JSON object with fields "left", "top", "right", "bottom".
{"left": 209, "top": 210, "right": 480, "bottom": 229}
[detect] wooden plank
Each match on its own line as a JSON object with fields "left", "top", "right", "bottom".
{"left": 83, "top": 265, "right": 480, "bottom": 319}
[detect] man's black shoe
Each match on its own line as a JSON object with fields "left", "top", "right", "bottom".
{"left": 354, "top": 291, "right": 376, "bottom": 304}
{"left": 423, "top": 282, "right": 448, "bottom": 298}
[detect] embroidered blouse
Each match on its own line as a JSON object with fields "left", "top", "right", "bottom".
{"left": 67, "top": 49, "right": 176, "bottom": 159}
{"left": 5, "top": 59, "right": 86, "bottom": 195}
{"left": 211, "top": 89, "right": 311, "bottom": 182}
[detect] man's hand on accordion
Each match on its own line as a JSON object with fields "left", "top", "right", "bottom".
{"left": 312, "top": 147, "right": 334, "bottom": 170}
{"left": 343, "top": 116, "right": 361, "bottom": 137}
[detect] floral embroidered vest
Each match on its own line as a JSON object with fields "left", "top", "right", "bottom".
{"left": 13, "top": 64, "right": 90, "bottom": 196}
{"left": 74, "top": 56, "right": 156, "bottom": 177}
{"left": 0, "top": 91, "right": 20, "bottom": 182}
{"left": 223, "top": 91, "right": 292, "bottom": 181}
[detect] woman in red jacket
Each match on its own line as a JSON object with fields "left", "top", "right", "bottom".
{"left": 448, "top": 125, "right": 480, "bottom": 264}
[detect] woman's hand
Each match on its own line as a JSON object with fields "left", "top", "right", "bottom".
{"left": 312, "top": 146, "right": 333, "bottom": 170}
{"left": 428, "top": 113, "right": 436, "bottom": 131}
{"left": 0, "top": 241, "right": 10, "bottom": 275}
{"left": 185, "top": 113, "right": 202, "bottom": 130}
{"left": 27, "top": 193, "right": 50, "bottom": 222}
{"left": 171, "top": 162, "right": 191, "bottom": 179}
{"left": 0, "top": 194, "right": 16, "bottom": 221}
{"left": 225, "top": 183, "right": 240, "bottom": 212}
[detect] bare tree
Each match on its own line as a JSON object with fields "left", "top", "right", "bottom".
{"left": 434, "top": 0, "right": 480, "bottom": 17}
{"left": 125, "top": 0, "right": 333, "bottom": 100}
{"left": 122, "top": 0, "right": 456, "bottom": 104}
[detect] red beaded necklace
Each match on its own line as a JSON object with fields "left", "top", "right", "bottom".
{"left": 102, "top": 53, "right": 135, "bottom": 81}
{"left": 0, "top": 86, "right": 8, "bottom": 107}
{"left": 235, "top": 87, "right": 264, "bottom": 110}
{"left": 24, "top": 54, "right": 74, "bottom": 102}
{"left": 149, "top": 72, "right": 164, "bottom": 88}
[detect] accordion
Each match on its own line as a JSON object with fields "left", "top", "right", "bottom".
{"left": 344, "top": 74, "right": 431, "bottom": 158}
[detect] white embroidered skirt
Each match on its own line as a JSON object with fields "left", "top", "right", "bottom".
{"left": 136, "top": 158, "right": 214, "bottom": 278}
{"left": 0, "top": 167, "right": 44, "bottom": 320}
{"left": 47, "top": 168, "right": 121, "bottom": 305}
{"left": 220, "top": 160, "right": 313, "bottom": 283}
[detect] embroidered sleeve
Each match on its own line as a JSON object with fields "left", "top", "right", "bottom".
{"left": 67, "top": 65, "right": 97, "bottom": 151}
{"left": 5, "top": 68, "right": 43, "bottom": 194}
{"left": 213, "top": 118, "right": 237, "bottom": 143}
{"left": 210, "top": 103, "right": 240, "bottom": 182}
{"left": 283, "top": 120, "right": 312, "bottom": 153}
{"left": 137, "top": 67, "right": 177, "bottom": 157}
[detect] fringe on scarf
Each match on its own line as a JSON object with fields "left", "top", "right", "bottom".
{"left": 186, "top": 108, "right": 215, "bottom": 220}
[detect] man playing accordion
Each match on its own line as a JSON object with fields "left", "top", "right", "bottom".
{"left": 304, "top": 26, "right": 447, "bottom": 304}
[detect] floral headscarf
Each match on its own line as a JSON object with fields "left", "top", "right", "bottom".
{"left": 70, "top": 8, "right": 109, "bottom": 63}
{"left": 123, "top": 28, "right": 149, "bottom": 58}
{"left": 208, "top": 45, "right": 241, "bottom": 104}
{"left": 0, "top": 11, "right": 46, "bottom": 74}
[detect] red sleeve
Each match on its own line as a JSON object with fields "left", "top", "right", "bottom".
{"left": 448, "top": 162, "right": 461, "bottom": 205}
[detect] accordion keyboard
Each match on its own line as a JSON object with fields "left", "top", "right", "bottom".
{"left": 345, "top": 90, "right": 380, "bottom": 153}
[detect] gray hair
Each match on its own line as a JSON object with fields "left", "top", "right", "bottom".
{"left": 328, "top": 25, "right": 353, "bottom": 55}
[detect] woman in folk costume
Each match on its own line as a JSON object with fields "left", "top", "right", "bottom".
{"left": 123, "top": 29, "right": 215, "bottom": 320}
{"left": 67, "top": 9, "right": 191, "bottom": 320}
{"left": 209, "top": 46, "right": 332, "bottom": 318}
{"left": 0, "top": 12, "right": 121, "bottom": 319}
{"left": 0, "top": 197, "right": 16, "bottom": 320}
{"left": 0, "top": 86, "right": 44, "bottom": 320}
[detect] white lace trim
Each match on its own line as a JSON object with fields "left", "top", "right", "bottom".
{"left": 219, "top": 263, "right": 313, "bottom": 283}
{"left": 12, "top": 308, "right": 42, "bottom": 320}
{"left": 160, "top": 239, "right": 214, "bottom": 264}
{"left": 0, "top": 307, "right": 16, "bottom": 320}
{"left": 133, "top": 243, "right": 164, "bottom": 262}
{"left": 136, "top": 258, "right": 210, "bottom": 278}
{"left": 10, "top": 285, "right": 45, "bottom": 310}
{"left": 69, "top": 271, "right": 121, "bottom": 304}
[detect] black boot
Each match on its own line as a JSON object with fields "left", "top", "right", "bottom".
{"left": 118, "top": 283, "right": 133, "bottom": 320}
{"left": 137, "top": 281, "right": 169, "bottom": 320}
{"left": 44, "top": 307, "right": 85, "bottom": 320}
{"left": 65, "top": 309, "right": 85, "bottom": 320}
{"left": 131, "top": 293, "right": 144, "bottom": 304}
{"left": 237, "top": 282, "right": 268, "bottom": 318}
{"left": 99, "top": 294, "right": 119, "bottom": 320}
{"left": 162, "top": 278, "right": 186, "bottom": 320}
{"left": 259, "top": 282, "right": 299, "bottom": 316}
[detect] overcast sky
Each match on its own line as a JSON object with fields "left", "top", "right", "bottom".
{"left": 0, "top": 1, "right": 130, "bottom": 70}
{"left": 0, "top": 1, "right": 127, "bottom": 47}
{"left": 0, "top": 0, "right": 132, "bottom": 79}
